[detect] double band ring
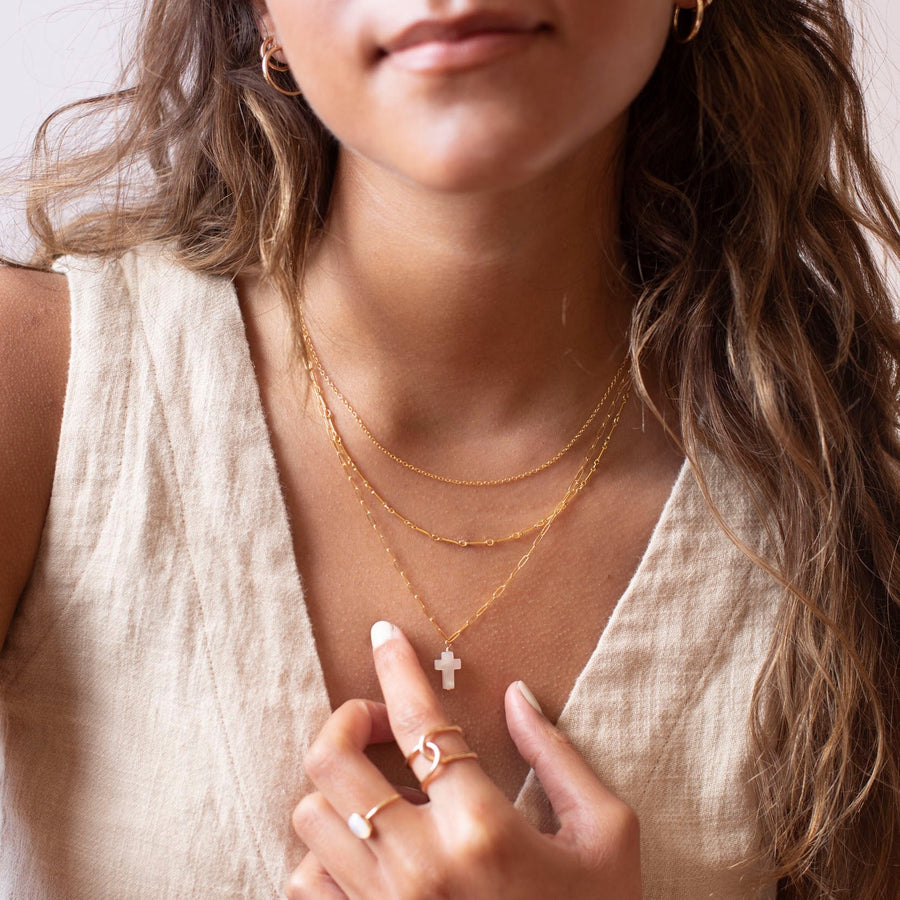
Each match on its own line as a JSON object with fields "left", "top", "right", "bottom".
{"left": 405, "top": 725, "right": 479, "bottom": 791}
{"left": 347, "top": 793, "right": 402, "bottom": 840}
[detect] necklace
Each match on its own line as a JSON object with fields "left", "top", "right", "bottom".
{"left": 300, "top": 313, "right": 629, "bottom": 488}
{"left": 305, "top": 357, "right": 630, "bottom": 548}
{"left": 305, "top": 357, "right": 632, "bottom": 689}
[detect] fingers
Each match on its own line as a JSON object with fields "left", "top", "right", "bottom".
{"left": 370, "top": 622, "right": 485, "bottom": 797}
{"left": 504, "top": 681, "right": 639, "bottom": 856}
{"left": 302, "top": 697, "right": 415, "bottom": 851}
{"left": 395, "top": 783, "right": 430, "bottom": 805}
{"left": 284, "top": 848, "right": 351, "bottom": 900}
{"left": 303, "top": 697, "right": 393, "bottom": 803}
{"left": 290, "top": 792, "right": 375, "bottom": 895}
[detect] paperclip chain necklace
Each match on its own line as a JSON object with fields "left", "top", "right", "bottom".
{"left": 300, "top": 313, "right": 630, "bottom": 488}
{"left": 304, "top": 356, "right": 630, "bottom": 548}
{"left": 305, "top": 358, "right": 632, "bottom": 690}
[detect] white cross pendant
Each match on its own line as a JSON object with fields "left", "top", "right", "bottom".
{"left": 434, "top": 649, "right": 462, "bottom": 691}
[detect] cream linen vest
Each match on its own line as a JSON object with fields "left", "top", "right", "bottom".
{"left": 1, "top": 248, "right": 778, "bottom": 898}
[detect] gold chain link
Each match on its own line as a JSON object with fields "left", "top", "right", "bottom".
{"left": 305, "top": 358, "right": 630, "bottom": 547}
{"left": 307, "top": 358, "right": 632, "bottom": 648}
{"left": 300, "top": 313, "right": 630, "bottom": 488}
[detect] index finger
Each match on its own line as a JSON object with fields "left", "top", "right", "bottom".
{"left": 370, "top": 621, "right": 485, "bottom": 798}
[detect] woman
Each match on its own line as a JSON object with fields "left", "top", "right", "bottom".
{"left": 0, "top": 0, "right": 898, "bottom": 897}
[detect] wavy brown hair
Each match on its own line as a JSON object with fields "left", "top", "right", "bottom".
{"left": 14, "top": 0, "right": 900, "bottom": 895}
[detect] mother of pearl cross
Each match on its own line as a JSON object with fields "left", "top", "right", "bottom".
{"left": 434, "top": 649, "right": 462, "bottom": 690}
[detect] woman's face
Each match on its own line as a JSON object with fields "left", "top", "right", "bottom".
{"left": 257, "top": 0, "right": 678, "bottom": 193}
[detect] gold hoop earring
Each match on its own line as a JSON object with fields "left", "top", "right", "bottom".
{"left": 260, "top": 35, "right": 289, "bottom": 71}
{"left": 672, "top": 0, "right": 707, "bottom": 44}
{"left": 260, "top": 37, "right": 302, "bottom": 96}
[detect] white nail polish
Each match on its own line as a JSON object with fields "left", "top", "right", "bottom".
{"left": 371, "top": 620, "right": 396, "bottom": 649}
{"left": 517, "top": 681, "right": 544, "bottom": 715}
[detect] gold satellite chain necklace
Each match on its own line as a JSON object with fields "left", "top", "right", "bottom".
{"left": 301, "top": 330, "right": 632, "bottom": 689}
{"left": 304, "top": 354, "right": 630, "bottom": 548}
{"left": 300, "top": 313, "right": 630, "bottom": 488}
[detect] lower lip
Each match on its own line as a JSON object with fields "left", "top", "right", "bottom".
{"left": 386, "top": 30, "right": 541, "bottom": 74}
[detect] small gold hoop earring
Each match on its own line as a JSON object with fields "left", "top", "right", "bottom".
{"left": 260, "top": 35, "right": 289, "bottom": 71}
{"left": 260, "top": 37, "right": 302, "bottom": 96}
{"left": 673, "top": 0, "right": 707, "bottom": 44}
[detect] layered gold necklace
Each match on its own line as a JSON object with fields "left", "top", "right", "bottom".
{"left": 300, "top": 315, "right": 631, "bottom": 690}
{"left": 308, "top": 342, "right": 626, "bottom": 488}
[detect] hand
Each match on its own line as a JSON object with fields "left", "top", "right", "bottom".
{"left": 285, "top": 621, "right": 642, "bottom": 899}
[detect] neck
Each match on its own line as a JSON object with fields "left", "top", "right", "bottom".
{"left": 300, "top": 125, "right": 633, "bottom": 441}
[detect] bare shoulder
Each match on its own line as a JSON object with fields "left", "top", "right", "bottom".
{"left": 0, "top": 266, "right": 70, "bottom": 648}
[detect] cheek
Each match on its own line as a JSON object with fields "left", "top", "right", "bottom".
{"left": 266, "top": 0, "right": 362, "bottom": 95}
{"left": 271, "top": 5, "right": 377, "bottom": 146}
{"left": 572, "top": 0, "right": 674, "bottom": 119}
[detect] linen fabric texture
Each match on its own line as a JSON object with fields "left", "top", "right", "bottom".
{"left": 0, "top": 248, "right": 779, "bottom": 898}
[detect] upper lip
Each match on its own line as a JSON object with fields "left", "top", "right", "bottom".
{"left": 381, "top": 11, "right": 548, "bottom": 55}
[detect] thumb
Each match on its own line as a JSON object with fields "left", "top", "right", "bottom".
{"left": 504, "top": 681, "right": 632, "bottom": 848}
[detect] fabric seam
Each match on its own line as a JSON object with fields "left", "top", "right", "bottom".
{"left": 135, "top": 295, "right": 282, "bottom": 899}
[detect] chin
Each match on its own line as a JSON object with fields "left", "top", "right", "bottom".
{"left": 397, "top": 152, "right": 545, "bottom": 195}
{"left": 385, "top": 121, "right": 584, "bottom": 195}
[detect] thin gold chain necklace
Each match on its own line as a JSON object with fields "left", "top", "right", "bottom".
{"left": 305, "top": 356, "right": 630, "bottom": 548}
{"left": 300, "top": 313, "right": 630, "bottom": 488}
{"left": 306, "top": 361, "right": 632, "bottom": 690}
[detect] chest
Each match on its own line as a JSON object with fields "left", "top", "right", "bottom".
{"left": 237, "top": 281, "right": 684, "bottom": 798}
{"left": 265, "top": 394, "right": 681, "bottom": 800}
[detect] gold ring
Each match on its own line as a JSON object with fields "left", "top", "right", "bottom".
{"left": 420, "top": 751, "right": 480, "bottom": 790}
{"left": 404, "top": 725, "right": 479, "bottom": 791}
{"left": 347, "top": 792, "right": 402, "bottom": 840}
{"left": 405, "top": 738, "right": 442, "bottom": 769}
{"left": 404, "top": 725, "right": 464, "bottom": 766}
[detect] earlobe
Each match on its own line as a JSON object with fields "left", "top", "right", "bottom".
{"left": 254, "top": 3, "right": 290, "bottom": 72}
{"left": 252, "top": 2, "right": 278, "bottom": 52}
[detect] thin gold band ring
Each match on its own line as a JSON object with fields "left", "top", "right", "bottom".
{"left": 347, "top": 793, "right": 402, "bottom": 840}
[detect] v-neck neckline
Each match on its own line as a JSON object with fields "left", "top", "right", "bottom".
{"left": 223, "top": 275, "right": 692, "bottom": 809}
{"left": 512, "top": 457, "right": 690, "bottom": 808}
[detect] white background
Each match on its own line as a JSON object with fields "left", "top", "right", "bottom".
{"left": 2, "top": 1, "right": 899, "bottom": 196}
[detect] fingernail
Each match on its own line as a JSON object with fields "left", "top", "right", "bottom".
{"left": 517, "top": 680, "right": 544, "bottom": 715}
{"left": 395, "top": 784, "right": 429, "bottom": 806}
{"left": 371, "top": 620, "right": 396, "bottom": 649}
